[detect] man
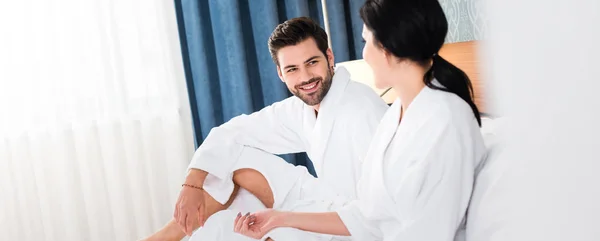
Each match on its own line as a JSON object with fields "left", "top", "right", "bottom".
{"left": 143, "top": 17, "right": 388, "bottom": 241}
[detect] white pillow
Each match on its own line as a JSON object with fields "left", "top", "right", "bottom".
{"left": 477, "top": 117, "right": 506, "bottom": 173}
{"left": 466, "top": 117, "right": 508, "bottom": 241}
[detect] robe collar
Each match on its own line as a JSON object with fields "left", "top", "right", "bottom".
{"left": 302, "top": 66, "right": 351, "bottom": 175}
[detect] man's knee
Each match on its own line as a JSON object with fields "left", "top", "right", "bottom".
{"left": 233, "top": 168, "right": 274, "bottom": 208}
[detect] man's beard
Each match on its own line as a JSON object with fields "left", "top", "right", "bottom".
{"left": 289, "top": 68, "right": 333, "bottom": 106}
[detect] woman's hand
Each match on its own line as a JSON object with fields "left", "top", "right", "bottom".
{"left": 235, "top": 210, "right": 351, "bottom": 238}
{"left": 233, "top": 209, "right": 286, "bottom": 239}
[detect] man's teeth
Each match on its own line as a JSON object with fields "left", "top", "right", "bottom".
{"left": 301, "top": 83, "right": 316, "bottom": 89}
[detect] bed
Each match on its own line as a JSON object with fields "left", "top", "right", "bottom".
{"left": 337, "top": 40, "right": 505, "bottom": 241}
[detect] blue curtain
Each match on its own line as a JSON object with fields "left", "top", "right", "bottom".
{"left": 174, "top": 0, "right": 365, "bottom": 176}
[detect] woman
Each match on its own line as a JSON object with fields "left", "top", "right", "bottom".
{"left": 234, "top": 0, "right": 486, "bottom": 240}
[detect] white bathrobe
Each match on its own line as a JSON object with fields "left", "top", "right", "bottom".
{"left": 188, "top": 67, "right": 388, "bottom": 240}
{"left": 336, "top": 86, "right": 486, "bottom": 241}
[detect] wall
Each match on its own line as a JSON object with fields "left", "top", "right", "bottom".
{"left": 440, "top": 0, "right": 488, "bottom": 43}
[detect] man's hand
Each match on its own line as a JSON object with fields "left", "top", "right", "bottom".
{"left": 174, "top": 169, "right": 208, "bottom": 236}
{"left": 233, "top": 209, "right": 286, "bottom": 240}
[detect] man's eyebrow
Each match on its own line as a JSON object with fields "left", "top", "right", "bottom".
{"left": 283, "top": 56, "right": 321, "bottom": 69}
{"left": 304, "top": 56, "right": 321, "bottom": 64}
{"left": 283, "top": 64, "right": 297, "bottom": 70}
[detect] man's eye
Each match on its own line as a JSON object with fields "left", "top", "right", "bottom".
{"left": 287, "top": 68, "right": 297, "bottom": 73}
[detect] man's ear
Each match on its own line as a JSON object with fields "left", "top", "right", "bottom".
{"left": 276, "top": 67, "right": 284, "bottom": 82}
{"left": 326, "top": 48, "right": 335, "bottom": 68}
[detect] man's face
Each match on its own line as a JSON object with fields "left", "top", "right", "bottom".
{"left": 276, "top": 38, "right": 334, "bottom": 106}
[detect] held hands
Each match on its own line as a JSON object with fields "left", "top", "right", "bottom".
{"left": 233, "top": 209, "right": 286, "bottom": 239}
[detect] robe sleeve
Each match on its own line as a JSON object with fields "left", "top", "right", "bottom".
{"left": 336, "top": 199, "right": 383, "bottom": 241}
{"left": 188, "top": 97, "right": 306, "bottom": 180}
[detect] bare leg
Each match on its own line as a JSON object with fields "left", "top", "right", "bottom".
{"left": 233, "top": 168, "right": 274, "bottom": 208}
{"left": 142, "top": 169, "right": 275, "bottom": 241}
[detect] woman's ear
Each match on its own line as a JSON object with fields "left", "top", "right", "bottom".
{"left": 384, "top": 49, "right": 394, "bottom": 65}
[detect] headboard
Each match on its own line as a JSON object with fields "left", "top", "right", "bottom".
{"left": 337, "top": 40, "right": 487, "bottom": 114}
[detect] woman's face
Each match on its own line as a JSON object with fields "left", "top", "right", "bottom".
{"left": 362, "top": 25, "right": 390, "bottom": 89}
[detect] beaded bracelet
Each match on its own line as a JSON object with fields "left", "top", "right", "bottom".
{"left": 181, "top": 183, "right": 203, "bottom": 190}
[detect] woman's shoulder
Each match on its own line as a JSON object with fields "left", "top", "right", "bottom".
{"left": 430, "top": 88, "right": 475, "bottom": 118}
{"left": 411, "top": 88, "right": 479, "bottom": 132}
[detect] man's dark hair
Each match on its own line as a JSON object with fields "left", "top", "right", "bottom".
{"left": 268, "top": 17, "right": 329, "bottom": 66}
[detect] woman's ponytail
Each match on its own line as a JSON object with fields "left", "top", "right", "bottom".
{"left": 424, "top": 54, "right": 481, "bottom": 126}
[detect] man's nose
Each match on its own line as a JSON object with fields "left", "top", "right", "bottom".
{"left": 298, "top": 68, "right": 313, "bottom": 83}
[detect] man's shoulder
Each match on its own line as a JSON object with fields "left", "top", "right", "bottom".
{"left": 339, "top": 80, "right": 389, "bottom": 115}
{"left": 343, "top": 80, "right": 384, "bottom": 102}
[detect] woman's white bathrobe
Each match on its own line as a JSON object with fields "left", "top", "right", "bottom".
{"left": 336, "top": 86, "right": 486, "bottom": 241}
{"left": 188, "top": 67, "right": 389, "bottom": 241}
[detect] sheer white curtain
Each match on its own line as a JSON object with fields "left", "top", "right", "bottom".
{"left": 0, "top": 0, "right": 195, "bottom": 240}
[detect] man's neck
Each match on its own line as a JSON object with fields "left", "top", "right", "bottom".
{"left": 312, "top": 104, "right": 320, "bottom": 112}
{"left": 313, "top": 105, "right": 320, "bottom": 117}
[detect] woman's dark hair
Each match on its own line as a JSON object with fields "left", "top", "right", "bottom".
{"left": 360, "top": 0, "right": 481, "bottom": 126}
